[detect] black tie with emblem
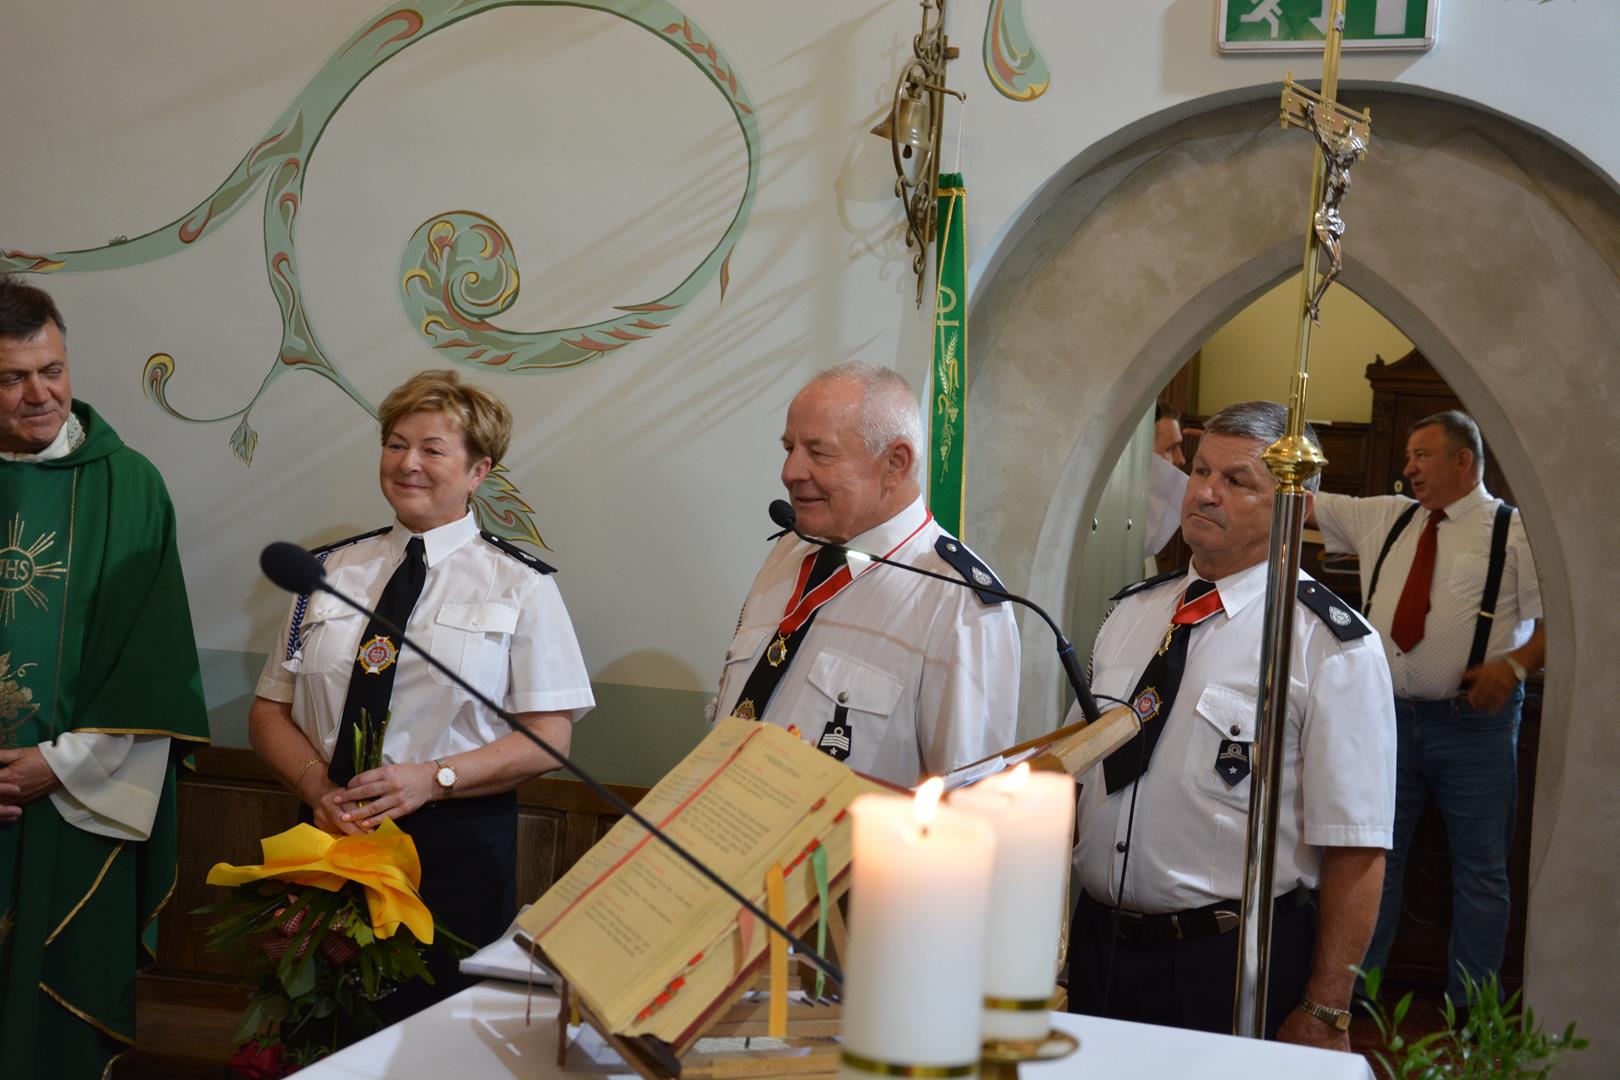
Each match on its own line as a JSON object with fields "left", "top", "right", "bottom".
{"left": 1101, "top": 578, "right": 1222, "bottom": 794}
{"left": 329, "top": 536, "right": 427, "bottom": 784}
{"left": 731, "top": 545, "right": 846, "bottom": 723}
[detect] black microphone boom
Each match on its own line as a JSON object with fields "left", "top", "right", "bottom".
{"left": 257, "top": 541, "right": 842, "bottom": 988}
{"left": 766, "top": 500, "right": 1101, "bottom": 723}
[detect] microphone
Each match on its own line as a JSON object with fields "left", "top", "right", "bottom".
{"left": 261, "top": 540, "right": 326, "bottom": 595}
{"left": 766, "top": 500, "right": 1101, "bottom": 723}
{"left": 258, "top": 541, "right": 842, "bottom": 989}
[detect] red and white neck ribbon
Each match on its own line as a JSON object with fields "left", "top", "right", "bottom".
{"left": 776, "top": 512, "right": 932, "bottom": 636}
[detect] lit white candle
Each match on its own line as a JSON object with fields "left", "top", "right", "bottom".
{"left": 839, "top": 778, "right": 996, "bottom": 1078}
{"left": 949, "top": 764, "right": 1075, "bottom": 1042}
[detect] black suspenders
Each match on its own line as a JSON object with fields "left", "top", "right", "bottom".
{"left": 1362, "top": 502, "right": 1421, "bottom": 615}
{"left": 1467, "top": 503, "right": 1515, "bottom": 670}
{"left": 1362, "top": 499, "right": 1515, "bottom": 670}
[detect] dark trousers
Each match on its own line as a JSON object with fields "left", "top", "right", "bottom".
{"left": 1066, "top": 891, "right": 1317, "bottom": 1040}
{"left": 380, "top": 791, "right": 518, "bottom": 1022}
{"left": 1363, "top": 690, "right": 1521, "bottom": 1002}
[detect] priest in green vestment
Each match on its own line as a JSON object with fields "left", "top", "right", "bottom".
{"left": 0, "top": 276, "right": 210, "bottom": 1079}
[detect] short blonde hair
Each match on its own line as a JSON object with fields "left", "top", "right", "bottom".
{"left": 377, "top": 369, "right": 512, "bottom": 465}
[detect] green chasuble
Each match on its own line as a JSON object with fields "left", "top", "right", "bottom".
{"left": 0, "top": 401, "right": 209, "bottom": 1080}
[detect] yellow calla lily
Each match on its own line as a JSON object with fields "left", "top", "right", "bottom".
{"left": 206, "top": 820, "right": 434, "bottom": 942}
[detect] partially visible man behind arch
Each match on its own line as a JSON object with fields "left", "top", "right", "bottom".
{"left": 708, "top": 363, "right": 1020, "bottom": 787}
{"left": 0, "top": 275, "right": 210, "bottom": 1079}
{"left": 1308, "top": 409, "right": 1544, "bottom": 1016}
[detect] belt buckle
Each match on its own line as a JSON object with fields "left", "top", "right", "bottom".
{"left": 1213, "top": 910, "right": 1239, "bottom": 934}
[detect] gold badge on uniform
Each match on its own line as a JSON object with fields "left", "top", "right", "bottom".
{"left": 357, "top": 635, "right": 399, "bottom": 675}
{"left": 734, "top": 699, "right": 757, "bottom": 721}
{"left": 766, "top": 634, "right": 790, "bottom": 667}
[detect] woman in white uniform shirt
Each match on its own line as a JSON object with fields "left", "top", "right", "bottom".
{"left": 249, "top": 369, "right": 594, "bottom": 1016}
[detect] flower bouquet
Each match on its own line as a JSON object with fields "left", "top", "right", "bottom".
{"left": 201, "top": 713, "right": 467, "bottom": 1073}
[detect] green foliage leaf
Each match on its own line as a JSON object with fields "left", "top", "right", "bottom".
{"left": 1357, "top": 965, "right": 1587, "bottom": 1079}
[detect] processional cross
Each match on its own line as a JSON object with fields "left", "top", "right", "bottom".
{"left": 1232, "top": 0, "right": 1373, "bottom": 1041}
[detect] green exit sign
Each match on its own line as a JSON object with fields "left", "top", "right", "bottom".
{"left": 1218, "top": 0, "right": 1438, "bottom": 52}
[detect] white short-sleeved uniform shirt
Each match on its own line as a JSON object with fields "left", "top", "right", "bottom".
{"left": 711, "top": 497, "right": 1020, "bottom": 789}
{"left": 1071, "top": 560, "right": 1396, "bottom": 914}
{"left": 1313, "top": 486, "right": 1541, "bottom": 701}
{"left": 256, "top": 512, "right": 595, "bottom": 764}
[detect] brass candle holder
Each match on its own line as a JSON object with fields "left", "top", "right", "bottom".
{"left": 979, "top": 1029, "right": 1080, "bottom": 1079}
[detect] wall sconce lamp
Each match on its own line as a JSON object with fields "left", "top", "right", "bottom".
{"left": 872, "top": 0, "right": 964, "bottom": 306}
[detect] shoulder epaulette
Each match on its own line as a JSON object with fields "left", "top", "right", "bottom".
{"left": 311, "top": 525, "right": 390, "bottom": 557}
{"left": 934, "top": 535, "right": 1007, "bottom": 605}
{"left": 481, "top": 530, "right": 556, "bottom": 574}
{"left": 1109, "top": 569, "right": 1187, "bottom": 604}
{"left": 1297, "top": 579, "right": 1372, "bottom": 641}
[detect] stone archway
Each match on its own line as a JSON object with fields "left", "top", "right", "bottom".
{"left": 965, "top": 89, "right": 1620, "bottom": 1066}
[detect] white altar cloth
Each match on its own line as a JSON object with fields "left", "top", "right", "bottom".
{"left": 297, "top": 981, "right": 1375, "bottom": 1079}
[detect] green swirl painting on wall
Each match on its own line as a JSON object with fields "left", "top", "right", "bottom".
{"left": 0, "top": 1, "right": 761, "bottom": 547}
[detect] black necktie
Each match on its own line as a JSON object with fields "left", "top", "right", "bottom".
{"left": 732, "top": 546, "right": 846, "bottom": 723}
{"left": 1102, "top": 578, "right": 1221, "bottom": 794}
{"left": 329, "top": 536, "right": 427, "bottom": 784}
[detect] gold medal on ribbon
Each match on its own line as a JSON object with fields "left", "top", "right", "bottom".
{"left": 1158, "top": 624, "right": 1176, "bottom": 656}
{"left": 766, "top": 634, "right": 790, "bottom": 667}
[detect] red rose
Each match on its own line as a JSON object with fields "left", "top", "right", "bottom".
{"left": 229, "top": 1039, "right": 294, "bottom": 1078}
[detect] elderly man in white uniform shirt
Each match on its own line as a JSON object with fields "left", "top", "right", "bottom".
{"left": 710, "top": 363, "right": 1019, "bottom": 788}
{"left": 1064, "top": 400, "right": 1396, "bottom": 1052}
{"left": 1308, "top": 410, "right": 1543, "bottom": 1010}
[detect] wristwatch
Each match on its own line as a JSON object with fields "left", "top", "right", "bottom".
{"left": 1297, "top": 997, "right": 1352, "bottom": 1032}
{"left": 1503, "top": 655, "right": 1528, "bottom": 683}
{"left": 433, "top": 758, "right": 458, "bottom": 799}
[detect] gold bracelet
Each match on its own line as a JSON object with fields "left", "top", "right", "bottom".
{"left": 294, "top": 757, "right": 324, "bottom": 797}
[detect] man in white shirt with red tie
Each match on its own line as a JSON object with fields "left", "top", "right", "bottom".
{"left": 709, "top": 362, "right": 1019, "bottom": 788}
{"left": 1308, "top": 410, "right": 1544, "bottom": 1012}
{"left": 1066, "top": 400, "right": 1396, "bottom": 1050}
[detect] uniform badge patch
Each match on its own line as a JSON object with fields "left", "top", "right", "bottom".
{"left": 1215, "top": 738, "right": 1251, "bottom": 787}
{"left": 972, "top": 567, "right": 993, "bottom": 587}
{"left": 356, "top": 635, "right": 398, "bottom": 675}
{"left": 1132, "top": 686, "right": 1163, "bottom": 723}
{"left": 734, "top": 699, "right": 757, "bottom": 721}
{"left": 817, "top": 706, "right": 852, "bottom": 762}
{"left": 1330, "top": 605, "right": 1352, "bottom": 627}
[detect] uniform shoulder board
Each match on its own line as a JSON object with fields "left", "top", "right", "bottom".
{"left": 1297, "top": 579, "right": 1372, "bottom": 641}
{"left": 1109, "top": 569, "right": 1186, "bottom": 604}
{"left": 934, "top": 535, "right": 1007, "bottom": 605}
{"left": 481, "top": 530, "right": 556, "bottom": 574}
{"left": 310, "top": 525, "right": 390, "bottom": 557}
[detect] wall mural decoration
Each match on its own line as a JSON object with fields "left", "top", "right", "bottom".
{"left": 982, "top": 0, "right": 1050, "bottom": 102}
{"left": 1, "top": 1, "right": 761, "bottom": 547}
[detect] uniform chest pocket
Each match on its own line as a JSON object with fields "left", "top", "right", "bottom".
{"left": 1189, "top": 683, "right": 1257, "bottom": 806}
{"left": 724, "top": 626, "right": 773, "bottom": 672}
{"left": 806, "top": 652, "right": 904, "bottom": 715}
{"left": 804, "top": 652, "right": 904, "bottom": 763}
{"left": 292, "top": 597, "right": 364, "bottom": 675}
{"left": 428, "top": 602, "right": 518, "bottom": 697}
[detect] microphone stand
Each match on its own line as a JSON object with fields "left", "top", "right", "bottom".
{"left": 784, "top": 525, "right": 1102, "bottom": 724}
{"left": 301, "top": 574, "right": 844, "bottom": 989}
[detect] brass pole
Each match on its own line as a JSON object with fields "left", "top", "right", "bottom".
{"left": 1232, "top": 0, "right": 1346, "bottom": 1039}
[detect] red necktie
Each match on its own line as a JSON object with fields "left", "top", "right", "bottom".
{"left": 1390, "top": 509, "right": 1445, "bottom": 652}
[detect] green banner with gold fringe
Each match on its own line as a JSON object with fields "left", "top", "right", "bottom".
{"left": 929, "top": 172, "right": 967, "bottom": 537}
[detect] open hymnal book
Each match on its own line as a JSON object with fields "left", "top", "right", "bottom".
{"left": 517, "top": 715, "right": 885, "bottom": 1045}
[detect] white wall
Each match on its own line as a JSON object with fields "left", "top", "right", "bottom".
{"left": 5, "top": 0, "right": 1612, "bottom": 699}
